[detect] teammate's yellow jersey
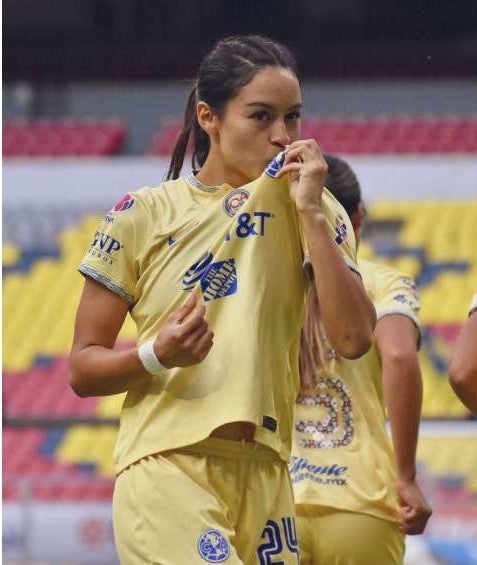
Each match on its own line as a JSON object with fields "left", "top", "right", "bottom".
{"left": 291, "top": 259, "right": 420, "bottom": 523}
{"left": 79, "top": 169, "right": 357, "bottom": 474}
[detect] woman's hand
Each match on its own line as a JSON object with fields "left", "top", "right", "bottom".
{"left": 275, "top": 139, "right": 328, "bottom": 214}
{"left": 153, "top": 292, "right": 214, "bottom": 368}
{"left": 396, "top": 478, "right": 432, "bottom": 535}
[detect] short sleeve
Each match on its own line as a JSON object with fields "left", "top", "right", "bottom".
{"left": 299, "top": 187, "right": 359, "bottom": 276}
{"left": 370, "top": 264, "right": 421, "bottom": 343}
{"left": 78, "top": 192, "right": 143, "bottom": 305}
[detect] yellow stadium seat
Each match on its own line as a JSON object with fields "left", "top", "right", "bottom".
{"left": 56, "top": 425, "right": 117, "bottom": 477}
{"left": 3, "top": 243, "right": 21, "bottom": 267}
{"left": 417, "top": 436, "right": 477, "bottom": 493}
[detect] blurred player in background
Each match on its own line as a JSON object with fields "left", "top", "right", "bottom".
{"left": 69, "top": 36, "right": 375, "bottom": 564}
{"left": 290, "top": 155, "right": 432, "bottom": 565}
{"left": 449, "top": 293, "right": 477, "bottom": 414}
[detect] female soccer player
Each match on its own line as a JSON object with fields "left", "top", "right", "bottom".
{"left": 69, "top": 36, "right": 375, "bottom": 564}
{"left": 291, "top": 155, "right": 432, "bottom": 565}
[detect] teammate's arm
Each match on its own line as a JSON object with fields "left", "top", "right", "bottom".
{"left": 69, "top": 279, "right": 213, "bottom": 397}
{"left": 375, "top": 314, "right": 432, "bottom": 535}
{"left": 449, "top": 309, "right": 477, "bottom": 414}
{"left": 277, "top": 139, "right": 376, "bottom": 359}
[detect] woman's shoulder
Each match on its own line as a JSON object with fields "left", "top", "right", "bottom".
{"left": 130, "top": 177, "right": 190, "bottom": 205}
{"left": 113, "top": 178, "right": 186, "bottom": 212}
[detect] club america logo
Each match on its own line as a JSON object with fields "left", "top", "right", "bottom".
{"left": 197, "top": 529, "right": 230, "bottom": 562}
{"left": 223, "top": 189, "right": 250, "bottom": 217}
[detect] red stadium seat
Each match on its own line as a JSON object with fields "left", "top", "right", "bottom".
{"left": 146, "top": 114, "right": 477, "bottom": 156}
{"left": 3, "top": 359, "right": 98, "bottom": 419}
{"left": 3, "top": 118, "right": 127, "bottom": 157}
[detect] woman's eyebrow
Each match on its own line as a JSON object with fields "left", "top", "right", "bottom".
{"left": 245, "top": 102, "right": 302, "bottom": 110}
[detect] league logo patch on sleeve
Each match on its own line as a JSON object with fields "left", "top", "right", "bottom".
{"left": 264, "top": 150, "right": 286, "bottom": 178}
{"left": 334, "top": 215, "right": 347, "bottom": 245}
{"left": 197, "top": 529, "right": 230, "bottom": 562}
{"left": 112, "top": 193, "right": 135, "bottom": 212}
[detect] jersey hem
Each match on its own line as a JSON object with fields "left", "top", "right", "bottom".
{"left": 294, "top": 501, "right": 400, "bottom": 524}
{"left": 115, "top": 429, "right": 290, "bottom": 474}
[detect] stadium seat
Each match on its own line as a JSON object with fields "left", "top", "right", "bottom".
{"left": 2, "top": 243, "right": 21, "bottom": 267}
{"left": 418, "top": 436, "right": 477, "bottom": 494}
{"left": 3, "top": 118, "right": 127, "bottom": 157}
{"left": 147, "top": 115, "right": 477, "bottom": 156}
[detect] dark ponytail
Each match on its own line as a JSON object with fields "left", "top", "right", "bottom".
{"left": 167, "top": 87, "right": 199, "bottom": 180}
{"left": 167, "top": 35, "right": 298, "bottom": 180}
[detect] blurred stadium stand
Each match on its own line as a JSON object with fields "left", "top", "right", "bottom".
{"left": 3, "top": 118, "right": 126, "bottom": 157}
{"left": 147, "top": 115, "right": 477, "bottom": 156}
{"left": 3, "top": 1, "right": 477, "bottom": 563}
{"left": 3, "top": 118, "right": 477, "bottom": 565}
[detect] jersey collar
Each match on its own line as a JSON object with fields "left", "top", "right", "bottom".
{"left": 186, "top": 173, "right": 222, "bottom": 193}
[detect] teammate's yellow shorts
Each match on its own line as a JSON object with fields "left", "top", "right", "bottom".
{"left": 113, "top": 437, "right": 300, "bottom": 564}
{"left": 296, "top": 505, "right": 405, "bottom": 565}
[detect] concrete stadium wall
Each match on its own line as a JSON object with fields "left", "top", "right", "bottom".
{"left": 3, "top": 156, "right": 476, "bottom": 212}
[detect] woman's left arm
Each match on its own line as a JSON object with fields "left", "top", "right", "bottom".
{"left": 277, "top": 139, "right": 375, "bottom": 358}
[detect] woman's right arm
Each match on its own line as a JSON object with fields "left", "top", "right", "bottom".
{"left": 69, "top": 278, "right": 213, "bottom": 397}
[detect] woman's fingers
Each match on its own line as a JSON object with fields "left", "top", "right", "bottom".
{"left": 173, "top": 291, "right": 198, "bottom": 323}
{"left": 194, "top": 329, "right": 214, "bottom": 357}
{"left": 275, "top": 162, "right": 302, "bottom": 178}
{"left": 180, "top": 303, "right": 206, "bottom": 333}
{"left": 182, "top": 320, "right": 209, "bottom": 348}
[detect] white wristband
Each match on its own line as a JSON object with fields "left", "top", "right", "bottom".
{"left": 138, "top": 339, "right": 168, "bottom": 376}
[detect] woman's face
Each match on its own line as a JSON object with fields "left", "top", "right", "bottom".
{"left": 209, "top": 66, "right": 302, "bottom": 185}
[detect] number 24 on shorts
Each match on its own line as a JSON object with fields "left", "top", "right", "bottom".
{"left": 257, "top": 517, "right": 299, "bottom": 564}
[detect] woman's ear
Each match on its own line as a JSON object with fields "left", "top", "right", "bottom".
{"left": 197, "top": 101, "right": 218, "bottom": 138}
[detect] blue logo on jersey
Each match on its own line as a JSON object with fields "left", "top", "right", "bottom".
{"left": 182, "top": 252, "right": 214, "bottom": 291}
{"left": 90, "top": 231, "right": 122, "bottom": 255}
{"left": 334, "top": 215, "right": 347, "bottom": 245}
{"left": 225, "top": 211, "right": 273, "bottom": 241}
{"left": 201, "top": 259, "right": 237, "bottom": 302}
{"left": 265, "top": 150, "right": 286, "bottom": 178}
{"left": 197, "top": 529, "right": 230, "bottom": 562}
{"left": 182, "top": 253, "right": 238, "bottom": 301}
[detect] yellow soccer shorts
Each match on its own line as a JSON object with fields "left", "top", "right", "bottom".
{"left": 296, "top": 505, "right": 405, "bottom": 565}
{"left": 113, "top": 437, "right": 300, "bottom": 564}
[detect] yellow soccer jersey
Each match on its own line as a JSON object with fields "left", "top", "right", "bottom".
{"left": 291, "top": 259, "right": 420, "bottom": 523}
{"left": 79, "top": 169, "right": 357, "bottom": 473}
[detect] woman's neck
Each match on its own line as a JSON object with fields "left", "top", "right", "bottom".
{"left": 195, "top": 154, "right": 250, "bottom": 189}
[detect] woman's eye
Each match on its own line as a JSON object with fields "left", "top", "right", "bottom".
{"left": 252, "top": 111, "right": 270, "bottom": 122}
{"left": 286, "top": 111, "right": 301, "bottom": 121}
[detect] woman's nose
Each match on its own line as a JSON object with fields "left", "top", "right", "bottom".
{"left": 270, "top": 120, "right": 291, "bottom": 147}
